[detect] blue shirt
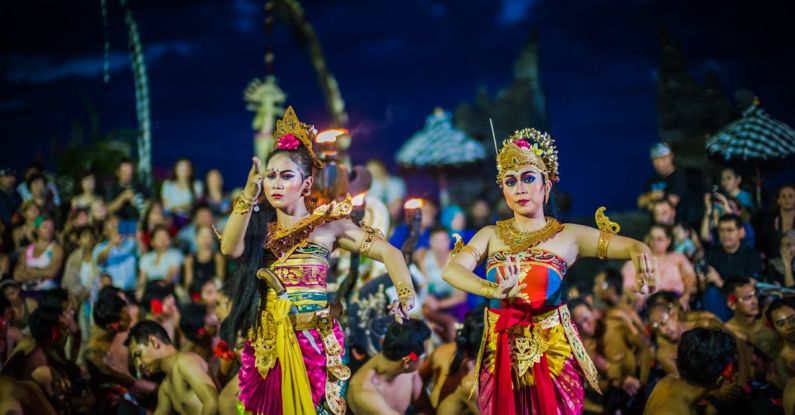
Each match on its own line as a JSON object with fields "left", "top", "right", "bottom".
{"left": 93, "top": 238, "right": 139, "bottom": 291}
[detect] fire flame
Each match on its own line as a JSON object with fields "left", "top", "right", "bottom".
{"left": 404, "top": 198, "right": 423, "bottom": 209}
{"left": 351, "top": 193, "right": 367, "bottom": 206}
{"left": 316, "top": 129, "right": 348, "bottom": 144}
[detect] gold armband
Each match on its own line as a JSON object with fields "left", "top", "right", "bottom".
{"left": 479, "top": 280, "right": 499, "bottom": 299}
{"left": 358, "top": 224, "right": 384, "bottom": 257}
{"left": 396, "top": 281, "right": 415, "bottom": 301}
{"left": 459, "top": 245, "right": 483, "bottom": 264}
{"left": 595, "top": 206, "right": 621, "bottom": 260}
{"left": 232, "top": 193, "right": 258, "bottom": 215}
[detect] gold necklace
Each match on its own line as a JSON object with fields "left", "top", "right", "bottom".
{"left": 495, "top": 217, "right": 564, "bottom": 254}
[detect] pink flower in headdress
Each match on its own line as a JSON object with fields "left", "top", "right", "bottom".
{"left": 277, "top": 134, "right": 301, "bottom": 150}
{"left": 513, "top": 139, "right": 530, "bottom": 149}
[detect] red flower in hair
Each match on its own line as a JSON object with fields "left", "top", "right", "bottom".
{"left": 109, "top": 321, "right": 121, "bottom": 331}
{"left": 727, "top": 294, "right": 737, "bottom": 304}
{"left": 513, "top": 139, "right": 530, "bottom": 149}
{"left": 191, "top": 292, "right": 201, "bottom": 303}
{"left": 407, "top": 352, "right": 419, "bottom": 362}
{"left": 198, "top": 327, "right": 207, "bottom": 338}
{"left": 213, "top": 340, "right": 236, "bottom": 360}
{"left": 277, "top": 134, "right": 301, "bottom": 150}
{"left": 51, "top": 326, "right": 62, "bottom": 343}
{"left": 150, "top": 299, "right": 163, "bottom": 316}
{"left": 722, "top": 361, "right": 734, "bottom": 382}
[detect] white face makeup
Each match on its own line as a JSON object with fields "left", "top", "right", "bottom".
{"left": 263, "top": 153, "right": 311, "bottom": 209}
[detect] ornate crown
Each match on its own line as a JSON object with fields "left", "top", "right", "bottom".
{"left": 273, "top": 106, "right": 323, "bottom": 169}
{"left": 496, "top": 128, "right": 559, "bottom": 184}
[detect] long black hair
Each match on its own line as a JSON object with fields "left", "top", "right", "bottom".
{"left": 220, "top": 147, "right": 316, "bottom": 345}
{"left": 450, "top": 305, "right": 486, "bottom": 373}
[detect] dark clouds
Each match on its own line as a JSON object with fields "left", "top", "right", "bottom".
{"left": 1, "top": 0, "right": 793, "bottom": 215}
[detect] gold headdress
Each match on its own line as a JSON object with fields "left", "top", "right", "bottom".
{"left": 273, "top": 106, "right": 323, "bottom": 170}
{"left": 496, "top": 128, "right": 559, "bottom": 185}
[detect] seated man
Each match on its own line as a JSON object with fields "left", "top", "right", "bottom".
{"left": 3, "top": 306, "right": 92, "bottom": 412}
{"left": 766, "top": 298, "right": 795, "bottom": 387}
{"left": 723, "top": 277, "right": 781, "bottom": 361}
{"left": 595, "top": 269, "right": 652, "bottom": 413}
{"left": 420, "top": 307, "right": 484, "bottom": 413}
{"left": 85, "top": 292, "right": 156, "bottom": 412}
{"left": 126, "top": 320, "right": 218, "bottom": 415}
{"left": 0, "top": 375, "right": 57, "bottom": 415}
{"left": 348, "top": 319, "right": 432, "bottom": 415}
{"left": 644, "top": 327, "right": 737, "bottom": 415}
{"left": 569, "top": 298, "right": 609, "bottom": 413}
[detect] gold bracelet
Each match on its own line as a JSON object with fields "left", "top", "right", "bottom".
{"left": 358, "top": 224, "right": 384, "bottom": 257}
{"left": 595, "top": 206, "right": 620, "bottom": 260}
{"left": 232, "top": 193, "right": 257, "bottom": 215}
{"left": 459, "top": 245, "right": 483, "bottom": 264}
{"left": 396, "top": 281, "right": 414, "bottom": 301}
{"left": 480, "top": 280, "right": 499, "bottom": 299}
{"left": 597, "top": 231, "right": 613, "bottom": 260}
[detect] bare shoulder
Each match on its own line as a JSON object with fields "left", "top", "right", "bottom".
{"left": 177, "top": 351, "right": 209, "bottom": 371}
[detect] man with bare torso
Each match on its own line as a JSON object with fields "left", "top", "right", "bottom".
{"left": 349, "top": 319, "right": 432, "bottom": 415}
{"left": 645, "top": 328, "right": 737, "bottom": 415}
{"left": 85, "top": 291, "right": 156, "bottom": 411}
{"left": 723, "top": 277, "right": 781, "bottom": 361}
{"left": 594, "top": 269, "right": 652, "bottom": 412}
{"left": 766, "top": 299, "right": 795, "bottom": 388}
{"left": 126, "top": 320, "right": 217, "bottom": 415}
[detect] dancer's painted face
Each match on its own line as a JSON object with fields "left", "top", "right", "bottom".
{"left": 501, "top": 166, "right": 547, "bottom": 217}
{"left": 263, "top": 153, "right": 312, "bottom": 210}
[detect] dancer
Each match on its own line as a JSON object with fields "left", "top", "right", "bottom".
{"left": 219, "top": 106, "right": 416, "bottom": 415}
{"left": 442, "top": 128, "right": 656, "bottom": 415}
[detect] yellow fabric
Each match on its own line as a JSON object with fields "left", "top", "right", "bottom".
{"left": 481, "top": 307, "right": 571, "bottom": 387}
{"left": 268, "top": 295, "right": 316, "bottom": 414}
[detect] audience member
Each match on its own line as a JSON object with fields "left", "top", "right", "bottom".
{"left": 203, "top": 169, "right": 231, "bottom": 218}
{"left": 0, "top": 167, "right": 22, "bottom": 227}
{"left": 623, "top": 224, "right": 696, "bottom": 310}
{"left": 183, "top": 224, "right": 225, "bottom": 299}
{"left": 761, "top": 185, "right": 795, "bottom": 257}
{"left": 61, "top": 225, "right": 100, "bottom": 342}
{"left": 0, "top": 279, "right": 38, "bottom": 330}
{"left": 161, "top": 158, "right": 203, "bottom": 226}
{"left": 105, "top": 158, "right": 146, "bottom": 221}
{"left": 701, "top": 214, "right": 762, "bottom": 320}
{"left": 349, "top": 319, "right": 432, "bottom": 415}
{"left": 94, "top": 217, "right": 140, "bottom": 294}
{"left": 71, "top": 171, "right": 102, "bottom": 210}
{"left": 766, "top": 230, "right": 795, "bottom": 287}
{"left": 765, "top": 299, "right": 795, "bottom": 388}
{"left": 644, "top": 328, "right": 737, "bottom": 415}
{"left": 637, "top": 142, "right": 686, "bottom": 210}
{"left": 137, "top": 226, "right": 184, "bottom": 297}
{"left": 719, "top": 167, "right": 754, "bottom": 211}
{"left": 12, "top": 200, "right": 41, "bottom": 251}
{"left": 175, "top": 202, "right": 216, "bottom": 254}
{"left": 126, "top": 319, "right": 218, "bottom": 415}
{"left": 13, "top": 216, "right": 64, "bottom": 295}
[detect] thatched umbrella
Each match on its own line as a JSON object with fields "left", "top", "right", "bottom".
{"left": 706, "top": 98, "right": 795, "bottom": 203}
{"left": 396, "top": 108, "right": 486, "bottom": 206}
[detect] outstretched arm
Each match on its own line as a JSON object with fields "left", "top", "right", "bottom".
{"left": 570, "top": 223, "right": 655, "bottom": 291}
{"left": 335, "top": 219, "right": 415, "bottom": 321}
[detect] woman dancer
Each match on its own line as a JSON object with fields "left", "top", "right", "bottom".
{"left": 220, "top": 106, "right": 416, "bottom": 415}
{"left": 442, "top": 128, "right": 656, "bottom": 415}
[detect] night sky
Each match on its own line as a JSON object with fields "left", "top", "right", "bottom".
{"left": 2, "top": 0, "right": 794, "bottom": 215}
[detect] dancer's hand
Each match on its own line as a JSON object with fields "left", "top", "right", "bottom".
{"left": 632, "top": 252, "right": 657, "bottom": 294}
{"left": 389, "top": 295, "right": 414, "bottom": 324}
{"left": 243, "top": 156, "right": 264, "bottom": 199}
{"left": 496, "top": 255, "right": 528, "bottom": 301}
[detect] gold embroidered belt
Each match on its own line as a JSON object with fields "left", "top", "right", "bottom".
{"left": 289, "top": 308, "right": 350, "bottom": 415}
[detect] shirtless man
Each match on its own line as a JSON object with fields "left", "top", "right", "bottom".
{"left": 594, "top": 269, "right": 652, "bottom": 412}
{"left": 723, "top": 277, "right": 781, "bottom": 361}
{"left": 765, "top": 299, "right": 795, "bottom": 387}
{"left": 0, "top": 375, "right": 57, "bottom": 415}
{"left": 348, "top": 319, "right": 432, "bottom": 415}
{"left": 85, "top": 292, "right": 156, "bottom": 411}
{"left": 420, "top": 307, "right": 483, "bottom": 413}
{"left": 645, "top": 327, "right": 737, "bottom": 415}
{"left": 569, "top": 298, "right": 609, "bottom": 413}
{"left": 0, "top": 295, "right": 23, "bottom": 363}
{"left": 141, "top": 284, "right": 180, "bottom": 342}
{"left": 126, "top": 320, "right": 218, "bottom": 415}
